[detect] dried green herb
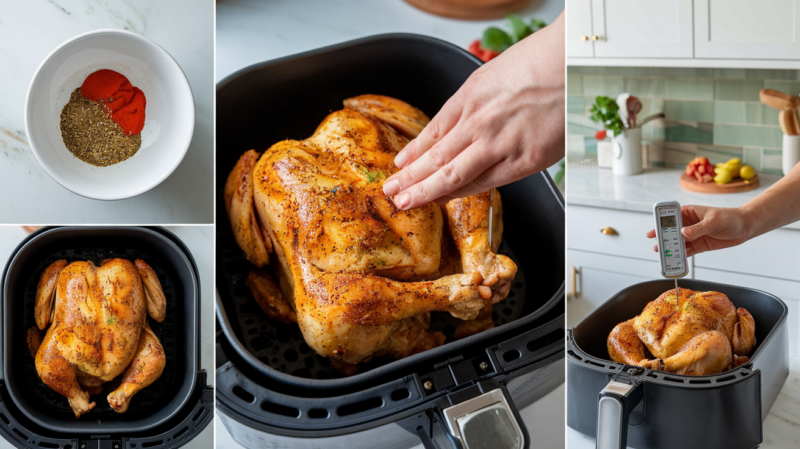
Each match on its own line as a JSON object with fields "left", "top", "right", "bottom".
{"left": 60, "top": 88, "right": 141, "bottom": 167}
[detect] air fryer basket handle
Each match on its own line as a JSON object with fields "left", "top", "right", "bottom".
{"left": 437, "top": 386, "right": 527, "bottom": 449}
{"left": 596, "top": 380, "right": 642, "bottom": 449}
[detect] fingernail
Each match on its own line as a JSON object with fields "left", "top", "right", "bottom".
{"left": 394, "top": 150, "right": 408, "bottom": 168}
{"left": 383, "top": 179, "right": 401, "bottom": 196}
{"left": 394, "top": 192, "right": 409, "bottom": 209}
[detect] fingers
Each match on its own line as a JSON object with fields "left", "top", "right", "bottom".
{"left": 394, "top": 94, "right": 465, "bottom": 169}
{"left": 681, "top": 221, "right": 707, "bottom": 242}
{"left": 391, "top": 140, "right": 494, "bottom": 210}
{"left": 652, "top": 245, "right": 658, "bottom": 253}
{"left": 645, "top": 229, "right": 656, "bottom": 239}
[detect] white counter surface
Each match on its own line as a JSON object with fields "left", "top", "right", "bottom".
{"left": 0, "top": 226, "right": 214, "bottom": 448}
{"left": 567, "top": 167, "right": 800, "bottom": 231}
{"left": 215, "top": 0, "right": 565, "bottom": 447}
{"left": 0, "top": 1, "right": 213, "bottom": 224}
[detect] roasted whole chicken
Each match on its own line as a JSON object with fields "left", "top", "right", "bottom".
{"left": 608, "top": 288, "right": 756, "bottom": 375}
{"left": 26, "top": 258, "right": 166, "bottom": 417}
{"left": 225, "top": 94, "right": 517, "bottom": 372}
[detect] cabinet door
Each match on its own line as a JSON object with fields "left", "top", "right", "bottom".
{"left": 695, "top": 0, "right": 800, "bottom": 59}
{"left": 567, "top": 250, "right": 664, "bottom": 326}
{"left": 590, "top": 0, "right": 694, "bottom": 58}
{"left": 567, "top": 0, "right": 594, "bottom": 57}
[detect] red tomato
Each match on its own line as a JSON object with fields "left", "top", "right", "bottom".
{"left": 697, "top": 165, "right": 706, "bottom": 174}
{"left": 595, "top": 130, "right": 607, "bottom": 140}
{"left": 468, "top": 40, "right": 483, "bottom": 59}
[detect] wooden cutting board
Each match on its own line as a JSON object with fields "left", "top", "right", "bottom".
{"left": 404, "top": 0, "right": 532, "bottom": 20}
{"left": 680, "top": 173, "right": 760, "bottom": 194}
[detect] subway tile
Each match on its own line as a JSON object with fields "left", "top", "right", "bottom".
{"left": 583, "top": 75, "right": 624, "bottom": 97}
{"left": 746, "top": 69, "right": 797, "bottom": 80}
{"left": 714, "top": 79, "right": 762, "bottom": 101}
{"left": 665, "top": 78, "right": 714, "bottom": 100}
{"left": 743, "top": 147, "right": 763, "bottom": 171}
{"left": 696, "top": 145, "right": 743, "bottom": 165}
{"left": 763, "top": 80, "right": 800, "bottom": 95}
{"left": 713, "top": 68, "right": 747, "bottom": 79}
{"left": 762, "top": 149, "right": 783, "bottom": 173}
{"left": 665, "top": 123, "right": 713, "bottom": 144}
{"left": 713, "top": 124, "right": 783, "bottom": 148}
{"left": 665, "top": 100, "right": 714, "bottom": 122}
{"left": 713, "top": 102, "right": 768, "bottom": 125}
{"left": 567, "top": 96, "right": 584, "bottom": 114}
{"left": 584, "top": 137, "right": 598, "bottom": 154}
{"left": 568, "top": 74, "right": 583, "bottom": 94}
{"left": 661, "top": 68, "right": 714, "bottom": 78}
{"left": 623, "top": 77, "right": 665, "bottom": 98}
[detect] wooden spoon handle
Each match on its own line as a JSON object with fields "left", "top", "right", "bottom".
{"left": 760, "top": 89, "right": 800, "bottom": 110}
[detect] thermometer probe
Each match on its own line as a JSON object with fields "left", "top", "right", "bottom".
{"left": 653, "top": 201, "right": 689, "bottom": 297}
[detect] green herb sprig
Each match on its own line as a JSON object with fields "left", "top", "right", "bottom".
{"left": 481, "top": 15, "right": 547, "bottom": 52}
{"left": 588, "top": 96, "right": 625, "bottom": 137}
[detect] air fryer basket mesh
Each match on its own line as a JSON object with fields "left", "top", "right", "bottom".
{"left": 217, "top": 225, "right": 527, "bottom": 380}
{"left": 22, "top": 247, "right": 178, "bottom": 417}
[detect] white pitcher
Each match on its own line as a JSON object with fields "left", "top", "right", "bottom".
{"left": 612, "top": 128, "right": 643, "bottom": 176}
{"left": 783, "top": 135, "right": 800, "bottom": 175}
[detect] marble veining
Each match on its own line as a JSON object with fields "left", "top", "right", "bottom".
{"left": 0, "top": 0, "right": 212, "bottom": 223}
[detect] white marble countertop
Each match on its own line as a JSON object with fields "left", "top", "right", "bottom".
{"left": 567, "top": 357, "right": 800, "bottom": 449}
{"left": 567, "top": 167, "right": 800, "bottom": 231}
{"left": 0, "top": 1, "right": 213, "bottom": 224}
{"left": 0, "top": 226, "right": 214, "bottom": 448}
{"left": 215, "top": 0, "right": 564, "bottom": 447}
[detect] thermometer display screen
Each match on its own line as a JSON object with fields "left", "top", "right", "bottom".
{"left": 658, "top": 207, "right": 684, "bottom": 274}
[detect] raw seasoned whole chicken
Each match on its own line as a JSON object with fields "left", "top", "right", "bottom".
{"left": 607, "top": 288, "right": 756, "bottom": 375}
{"left": 225, "top": 95, "right": 517, "bottom": 372}
{"left": 26, "top": 258, "right": 166, "bottom": 417}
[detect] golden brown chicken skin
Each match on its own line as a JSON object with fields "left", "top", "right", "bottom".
{"left": 28, "top": 258, "right": 166, "bottom": 417}
{"left": 225, "top": 95, "right": 517, "bottom": 369}
{"left": 607, "top": 288, "right": 755, "bottom": 375}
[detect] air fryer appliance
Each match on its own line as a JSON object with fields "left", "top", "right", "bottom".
{"left": 215, "top": 34, "right": 567, "bottom": 449}
{"left": 0, "top": 227, "right": 213, "bottom": 449}
{"left": 567, "top": 279, "right": 789, "bottom": 449}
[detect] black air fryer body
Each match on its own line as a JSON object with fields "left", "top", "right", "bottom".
{"left": 215, "top": 34, "right": 566, "bottom": 448}
{"left": 567, "top": 279, "right": 789, "bottom": 449}
{"left": 0, "top": 227, "right": 213, "bottom": 449}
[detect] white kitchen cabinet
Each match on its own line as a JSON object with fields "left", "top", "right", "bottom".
{"left": 567, "top": 0, "right": 594, "bottom": 57}
{"left": 694, "top": 227, "right": 800, "bottom": 282}
{"left": 695, "top": 0, "right": 800, "bottom": 60}
{"left": 589, "top": 0, "right": 694, "bottom": 58}
{"left": 567, "top": 250, "right": 665, "bottom": 326}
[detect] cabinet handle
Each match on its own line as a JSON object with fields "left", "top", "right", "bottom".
{"left": 591, "top": 35, "right": 602, "bottom": 41}
{"left": 600, "top": 226, "right": 619, "bottom": 236}
{"left": 569, "top": 266, "right": 581, "bottom": 298}
{"left": 580, "top": 35, "right": 589, "bottom": 41}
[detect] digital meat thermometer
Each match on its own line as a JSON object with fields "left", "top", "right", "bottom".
{"left": 653, "top": 201, "right": 689, "bottom": 297}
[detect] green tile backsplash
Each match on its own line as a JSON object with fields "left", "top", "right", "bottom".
{"left": 568, "top": 66, "right": 792, "bottom": 174}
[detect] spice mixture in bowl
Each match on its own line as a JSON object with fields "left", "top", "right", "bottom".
{"left": 25, "top": 29, "right": 194, "bottom": 200}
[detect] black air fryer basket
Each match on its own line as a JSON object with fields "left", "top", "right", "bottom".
{"left": 0, "top": 227, "right": 213, "bottom": 449}
{"left": 216, "top": 34, "right": 566, "bottom": 449}
{"left": 567, "top": 279, "right": 789, "bottom": 449}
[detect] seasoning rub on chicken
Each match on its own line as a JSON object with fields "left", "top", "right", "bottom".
{"left": 607, "top": 288, "right": 756, "bottom": 375}
{"left": 225, "top": 94, "right": 517, "bottom": 373}
{"left": 27, "top": 258, "right": 166, "bottom": 417}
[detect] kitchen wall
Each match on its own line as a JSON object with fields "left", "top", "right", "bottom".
{"left": 567, "top": 67, "right": 800, "bottom": 175}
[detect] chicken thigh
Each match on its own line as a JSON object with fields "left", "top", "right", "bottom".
{"left": 225, "top": 95, "right": 517, "bottom": 370}
{"left": 607, "top": 288, "right": 755, "bottom": 375}
{"left": 28, "top": 258, "right": 166, "bottom": 417}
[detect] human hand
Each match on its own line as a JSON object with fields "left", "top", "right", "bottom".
{"left": 646, "top": 205, "right": 753, "bottom": 257}
{"left": 382, "top": 12, "right": 565, "bottom": 210}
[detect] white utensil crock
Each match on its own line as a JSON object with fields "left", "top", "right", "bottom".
{"left": 783, "top": 135, "right": 800, "bottom": 175}
{"left": 612, "top": 128, "right": 643, "bottom": 176}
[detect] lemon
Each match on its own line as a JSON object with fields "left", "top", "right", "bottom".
{"left": 714, "top": 169, "right": 733, "bottom": 184}
{"left": 740, "top": 165, "right": 756, "bottom": 180}
{"left": 716, "top": 162, "right": 725, "bottom": 169}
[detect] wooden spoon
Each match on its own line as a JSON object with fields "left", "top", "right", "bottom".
{"left": 760, "top": 89, "right": 800, "bottom": 110}
{"left": 779, "top": 110, "right": 799, "bottom": 135}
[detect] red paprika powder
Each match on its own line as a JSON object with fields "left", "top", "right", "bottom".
{"left": 81, "top": 69, "right": 146, "bottom": 135}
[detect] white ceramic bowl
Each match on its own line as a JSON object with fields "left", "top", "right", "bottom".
{"left": 25, "top": 29, "right": 195, "bottom": 200}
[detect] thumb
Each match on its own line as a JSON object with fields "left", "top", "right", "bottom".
{"left": 681, "top": 220, "right": 708, "bottom": 242}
